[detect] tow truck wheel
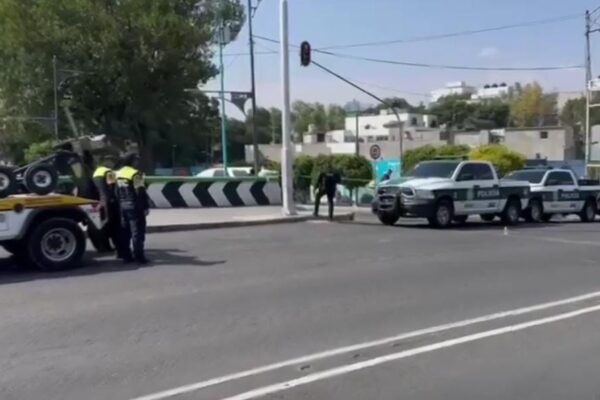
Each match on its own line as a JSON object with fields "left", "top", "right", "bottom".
{"left": 524, "top": 199, "right": 543, "bottom": 223}
{"left": 429, "top": 199, "right": 454, "bottom": 228}
{"left": 0, "top": 166, "right": 17, "bottom": 199}
{"left": 24, "top": 164, "right": 58, "bottom": 195}
{"left": 378, "top": 212, "right": 399, "bottom": 226}
{"left": 579, "top": 199, "right": 597, "bottom": 223}
{"left": 27, "top": 218, "right": 86, "bottom": 272}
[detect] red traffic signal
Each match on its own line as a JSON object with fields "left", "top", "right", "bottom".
{"left": 300, "top": 41, "right": 311, "bottom": 67}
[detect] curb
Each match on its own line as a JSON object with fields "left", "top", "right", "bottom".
{"left": 147, "top": 212, "right": 355, "bottom": 233}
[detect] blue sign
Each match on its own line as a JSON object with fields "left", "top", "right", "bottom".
{"left": 373, "top": 160, "right": 402, "bottom": 182}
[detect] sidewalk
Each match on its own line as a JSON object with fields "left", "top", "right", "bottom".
{"left": 146, "top": 206, "right": 354, "bottom": 233}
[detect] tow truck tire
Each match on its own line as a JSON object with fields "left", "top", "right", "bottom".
{"left": 579, "top": 199, "right": 597, "bottom": 223}
{"left": 378, "top": 212, "right": 399, "bottom": 226}
{"left": 26, "top": 218, "right": 86, "bottom": 272}
{"left": 480, "top": 214, "right": 496, "bottom": 222}
{"left": 24, "top": 164, "right": 58, "bottom": 195}
{"left": 501, "top": 197, "right": 521, "bottom": 225}
{"left": 428, "top": 199, "right": 454, "bottom": 228}
{"left": 524, "top": 199, "right": 543, "bottom": 223}
{"left": 0, "top": 166, "right": 17, "bottom": 199}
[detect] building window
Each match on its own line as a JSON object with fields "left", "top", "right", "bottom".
{"left": 540, "top": 131, "right": 548, "bottom": 139}
{"left": 411, "top": 117, "right": 418, "bottom": 126}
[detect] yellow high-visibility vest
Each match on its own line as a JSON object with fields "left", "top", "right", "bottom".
{"left": 117, "top": 166, "right": 144, "bottom": 188}
{"left": 93, "top": 166, "right": 112, "bottom": 178}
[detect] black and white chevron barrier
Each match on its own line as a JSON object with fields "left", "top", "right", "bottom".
{"left": 146, "top": 179, "right": 282, "bottom": 208}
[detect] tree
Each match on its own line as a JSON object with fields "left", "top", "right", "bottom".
{"left": 326, "top": 105, "right": 346, "bottom": 130}
{"left": 429, "top": 97, "right": 476, "bottom": 130}
{"left": 0, "top": 0, "right": 244, "bottom": 168}
{"left": 469, "top": 145, "right": 525, "bottom": 176}
{"left": 333, "top": 155, "right": 373, "bottom": 193}
{"left": 246, "top": 107, "right": 272, "bottom": 144}
{"left": 24, "top": 140, "right": 57, "bottom": 164}
{"left": 510, "top": 82, "right": 556, "bottom": 127}
{"left": 269, "top": 107, "right": 282, "bottom": 143}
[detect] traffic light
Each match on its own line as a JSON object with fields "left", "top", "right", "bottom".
{"left": 300, "top": 41, "right": 311, "bottom": 67}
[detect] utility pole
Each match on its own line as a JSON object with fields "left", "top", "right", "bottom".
{"left": 247, "top": 0, "right": 260, "bottom": 173}
{"left": 280, "top": 0, "right": 295, "bottom": 215}
{"left": 585, "top": 10, "right": 592, "bottom": 167}
{"left": 354, "top": 100, "right": 360, "bottom": 156}
{"left": 218, "top": 1, "right": 229, "bottom": 173}
{"left": 52, "top": 55, "right": 59, "bottom": 139}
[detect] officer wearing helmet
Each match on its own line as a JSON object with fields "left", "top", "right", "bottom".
{"left": 116, "top": 153, "right": 150, "bottom": 264}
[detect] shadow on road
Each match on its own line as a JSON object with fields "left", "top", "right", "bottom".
{"left": 0, "top": 248, "right": 226, "bottom": 285}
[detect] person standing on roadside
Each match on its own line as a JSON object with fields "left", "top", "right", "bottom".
{"left": 116, "top": 153, "right": 150, "bottom": 264}
{"left": 313, "top": 166, "right": 341, "bottom": 221}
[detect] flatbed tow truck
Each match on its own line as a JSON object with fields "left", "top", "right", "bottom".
{"left": 0, "top": 135, "right": 119, "bottom": 271}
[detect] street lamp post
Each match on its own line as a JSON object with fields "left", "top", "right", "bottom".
{"left": 280, "top": 0, "right": 295, "bottom": 215}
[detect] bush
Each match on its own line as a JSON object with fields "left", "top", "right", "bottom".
{"left": 24, "top": 140, "right": 56, "bottom": 164}
{"left": 332, "top": 154, "right": 372, "bottom": 191}
{"left": 403, "top": 144, "right": 469, "bottom": 172}
{"left": 469, "top": 145, "right": 525, "bottom": 176}
{"left": 293, "top": 155, "right": 314, "bottom": 191}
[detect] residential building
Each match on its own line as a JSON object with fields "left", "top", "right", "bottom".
{"left": 343, "top": 109, "right": 439, "bottom": 143}
{"left": 471, "top": 83, "right": 511, "bottom": 101}
{"left": 431, "top": 81, "right": 476, "bottom": 102}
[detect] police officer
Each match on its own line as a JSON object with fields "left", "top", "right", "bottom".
{"left": 116, "top": 154, "right": 150, "bottom": 264}
{"left": 92, "top": 156, "right": 124, "bottom": 257}
{"left": 313, "top": 166, "right": 341, "bottom": 220}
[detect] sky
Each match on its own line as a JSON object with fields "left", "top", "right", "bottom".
{"left": 204, "top": 0, "right": 600, "bottom": 119}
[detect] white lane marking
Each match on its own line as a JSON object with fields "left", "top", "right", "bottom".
{"left": 222, "top": 303, "right": 600, "bottom": 400}
{"left": 129, "top": 290, "right": 600, "bottom": 400}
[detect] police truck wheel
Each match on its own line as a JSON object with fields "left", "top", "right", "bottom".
{"left": 378, "top": 212, "right": 399, "bottom": 226}
{"left": 0, "top": 166, "right": 17, "bottom": 198}
{"left": 501, "top": 198, "right": 521, "bottom": 225}
{"left": 24, "top": 164, "right": 58, "bottom": 195}
{"left": 524, "top": 199, "right": 543, "bottom": 223}
{"left": 480, "top": 214, "right": 496, "bottom": 222}
{"left": 27, "top": 218, "right": 86, "bottom": 272}
{"left": 579, "top": 199, "right": 597, "bottom": 223}
{"left": 429, "top": 199, "right": 454, "bottom": 228}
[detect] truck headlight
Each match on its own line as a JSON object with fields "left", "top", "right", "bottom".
{"left": 415, "top": 189, "right": 434, "bottom": 199}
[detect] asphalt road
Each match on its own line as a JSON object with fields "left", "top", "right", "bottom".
{"left": 1, "top": 215, "right": 600, "bottom": 399}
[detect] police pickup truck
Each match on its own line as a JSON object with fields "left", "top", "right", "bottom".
{"left": 373, "top": 159, "right": 530, "bottom": 228}
{"left": 503, "top": 168, "right": 600, "bottom": 223}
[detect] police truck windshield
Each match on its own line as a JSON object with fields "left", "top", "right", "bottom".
{"left": 408, "top": 161, "right": 460, "bottom": 178}
{"left": 503, "top": 170, "right": 546, "bottom": 184}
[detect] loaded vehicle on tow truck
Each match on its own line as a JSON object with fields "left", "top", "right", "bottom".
{"left": 503, "top": 168, "right": 600, "bottom": 223}
{"left": 373, "top": 158, "right": 531, "bottom": 228}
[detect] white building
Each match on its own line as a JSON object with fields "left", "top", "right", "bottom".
{"left": 431, "top": 81, "right": 476, "bottom": 102}
{"left": 343, "top": 109, "right": 438, "bottom": 143}
{"left": 471, "top": 83, "right": 510, "bottom": 101}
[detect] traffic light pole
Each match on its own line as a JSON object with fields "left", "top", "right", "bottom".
{"left": 248, "top": 0, "right": 260, "bottom": 173}
{"left": 280, "top": 0, "right": 295, "bottom": 215}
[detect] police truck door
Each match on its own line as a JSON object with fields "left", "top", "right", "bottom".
{"left": 454, "top": 163, "right": 499, "bottom": 214}
{"left": 544, "top": 171, "right": 580, "bottom": 212}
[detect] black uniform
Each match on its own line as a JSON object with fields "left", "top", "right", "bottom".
{"left": 116, "top": 166, "right": 150, "bottom": 264}
{"left": 313, "top": 170, "right": 340, "bottom": 220}
{"left": 92, "top": 166, "right": 125, "bottom": 257}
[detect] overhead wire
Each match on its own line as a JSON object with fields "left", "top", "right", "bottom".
{"left": 318, "top": 13, "right": 582, "bottom": 50}
{"left": 253, "top": 35, "right": 583, "bottom": 71}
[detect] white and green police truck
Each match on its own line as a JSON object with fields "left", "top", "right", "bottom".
{"left": 503, "top": 168, "right": 600, "bottom": 223}
{"left": 373, "top": 159, "right": 530, "bottom": 228}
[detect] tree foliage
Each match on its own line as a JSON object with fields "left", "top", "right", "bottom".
{"left": 469, "top": 145, "right": 525, "bottom": 176}
{"left": 429, "top": 96, "right": 509, "bottom": 130}
{"left": 0, "top": 0, "right": 244, "bottom": 168}
{"left": 291, "top": 101, "right": 347, "bottom": 136}
{"left": 510, "top": 82, "right": 556, "bottom": 127}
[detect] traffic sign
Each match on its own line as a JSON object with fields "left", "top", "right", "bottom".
{"left": 369, "top": 144, "right": 381, "bottom": 160}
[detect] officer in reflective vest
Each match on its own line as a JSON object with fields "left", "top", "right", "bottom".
{"left": 92, "top": 158, "right": 124, "bottom": 257}
{"left": 116, "top": 163, "right": 150, "bottom": 264}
